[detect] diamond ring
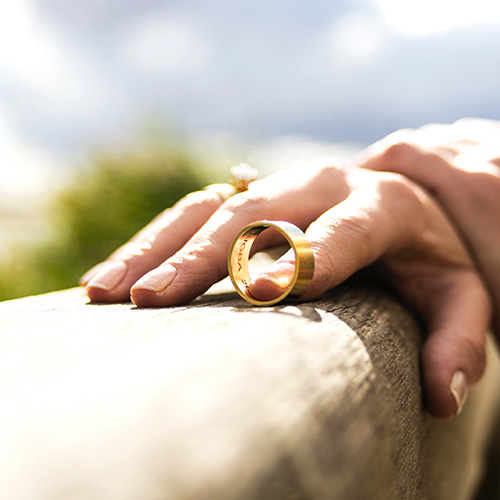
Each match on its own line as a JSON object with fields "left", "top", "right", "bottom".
{"left": 203, "top": 163, "right": 258, "bottom": 201}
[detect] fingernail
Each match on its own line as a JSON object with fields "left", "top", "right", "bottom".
{"left": 80, "top": 262, "right": 108, "bottom": 286}
{"left": 450, "top": 370, "right": 468, "bottom": 415}
{"left": 252, "top": 261, "right": 295, "bottom": 288}
{"left": 131, "top": 264, "right": 177, "bottom": 293}
{"left": 87, "top": 261, "right": 127, "bottom": 291}
{"left": 248, "top": 261, "right": 295, "bottom": 301}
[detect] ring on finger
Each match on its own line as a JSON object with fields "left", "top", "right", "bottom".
{"left": 228, "top": 220, "right": 314, "bottom": 306}
{"left": 203, "top": 163, "right": 258, "bottom": 201}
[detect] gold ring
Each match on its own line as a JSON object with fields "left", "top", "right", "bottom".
{"left": 203, "top": 163, "right": 258, "bottom": 201}
{"left": 228, "top": 220, "right": 314, "bottom": 306}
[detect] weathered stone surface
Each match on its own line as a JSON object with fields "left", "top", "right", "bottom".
{"left": 0, "top": 280, "right": 499, "bottom": 500}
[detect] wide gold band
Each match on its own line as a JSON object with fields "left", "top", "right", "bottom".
{"left": 227, "top": 220, "right": 314, "bottom": 306}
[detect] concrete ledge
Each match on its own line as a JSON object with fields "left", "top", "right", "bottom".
{"left": 1, "top": 280, "right": 499, "bottom": 500}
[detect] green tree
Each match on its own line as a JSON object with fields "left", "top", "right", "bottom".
{"left": 0, "top": 143, "right": 220, "bottom": 301}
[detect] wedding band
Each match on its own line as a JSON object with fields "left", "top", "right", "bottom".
{"left": 228, "top": 220, "right": 314, "bottom": 306}
{"left": 203, "top": 163, "right": 258, "bottom": 201}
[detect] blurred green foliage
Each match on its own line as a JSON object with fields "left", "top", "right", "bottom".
{"left": 0, "top": 142, "right": 221, "bottom": 302}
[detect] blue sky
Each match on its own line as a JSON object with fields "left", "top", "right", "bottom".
{"left": 1, "top": 0, "right": 500, "bottom": 196}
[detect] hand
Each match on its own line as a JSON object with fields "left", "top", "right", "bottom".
{"left": 358, "top": 118, "right": 500, "bottom": 344}
{"left": 81, "top": 160, "right": 491, "bottom": 418}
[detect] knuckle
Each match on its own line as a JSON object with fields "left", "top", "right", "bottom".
{"left": 176, "top": 189, "right": 221, "bottom": 211}
{"left": 379, "top": 140, "right": 419, "bottom": 164}
{"left": 223, "top": 190, "right": 270, "bottom": 215}
{"left": 376, "top": 173, "right": 423, "bottom": 213}
{"left": 314, "top": 158, "right": 351, "bottom": 176}
{"left": 379, "top": 172, "right": 416, "bottom": 194}
{"left": 175, "top": 245, "right": 227, "bottom": 282}
{"left": 332, "top": 215, "right": 372, "bottom": 243}
{"left": 179, "top": 190, "right": 206, "bottom": 205}
{"left": 384, "top": 128, "right": 415, "bottom": 143}
{"left": 316, "top": 214, "right": 373, "bottom": 266}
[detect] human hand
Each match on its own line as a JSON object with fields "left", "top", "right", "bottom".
{"left": 81, "top": 160, "right": 490, "bottom": 418}
{"left": 358, "top": 118, "right": 500, "bottom": 345}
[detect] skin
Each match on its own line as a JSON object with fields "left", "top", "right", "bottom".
{"left": 81, "top": 156, "right": 492, "bottom": 419}
{"left": 358, "top": 118, "right": 500, "bottom": 410}
{"left": 358, "top": 118, "right": 500, "bottom": 335}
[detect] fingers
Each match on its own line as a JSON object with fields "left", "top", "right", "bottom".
{"left": 83, "top": 190, "right": 225, "bottom": 302}
{"left": 410, "top": 270, "right": 490, "bottom": 418}
{"left": 85, "top": 161, "right": 350, "bottom": 304}
{"left": 251, "top": 261, "right": 490, "bottom": 420}
{"left": 130, "top": 163, "right": 360, "bottom": 307}
{"left": 247, "top": 175, "right": 491, "bottom": 418}
{"left": 250, "top": 175, "right": 419, "bottom": 303}
{"left": 248, "top": 259, "right": 296, "bottom": 301}
{"left": 130, "top": 186, "right": 314, "bottom": 307}
{"left": 130, "top": 192, "right": 275, "bottom": 307}
{"left": 358, "top": 133, "right": 500, "bottom": 339}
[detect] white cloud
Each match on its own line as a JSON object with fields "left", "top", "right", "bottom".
{"left": 121, "top": 16, "right": 210, "bottom": 76}
{"left": 326, "top": 12, "right": 390, "bottom": 71}
{"left": 0, "top": 0, "right": 112, "bottom": 128}
{"left": 370, "top": 0, "right": 500, "bottom": 37}
{"left": 0, "top": 1, "right": 68, "bottom": 92}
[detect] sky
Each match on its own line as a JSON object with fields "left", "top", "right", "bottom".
{"left": 1, "top": 0, "right": 500, "bottom": 198}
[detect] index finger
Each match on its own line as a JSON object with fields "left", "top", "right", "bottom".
{"left": 84, "top": 189, "right": 225, "bottom": 303}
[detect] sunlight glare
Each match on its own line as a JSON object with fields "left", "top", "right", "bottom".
{"left": 373, "top": 0, "right": 500, "bottom": 36}
{"left": 0, "top": 1, "right": 67, "bottom": 90}
{"left": 327, "top": 13, "right": 389, "bottom": 71}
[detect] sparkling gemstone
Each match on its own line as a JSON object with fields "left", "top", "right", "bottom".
{"left": 230, "top": 163, "right": 258, "bottom": 191}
